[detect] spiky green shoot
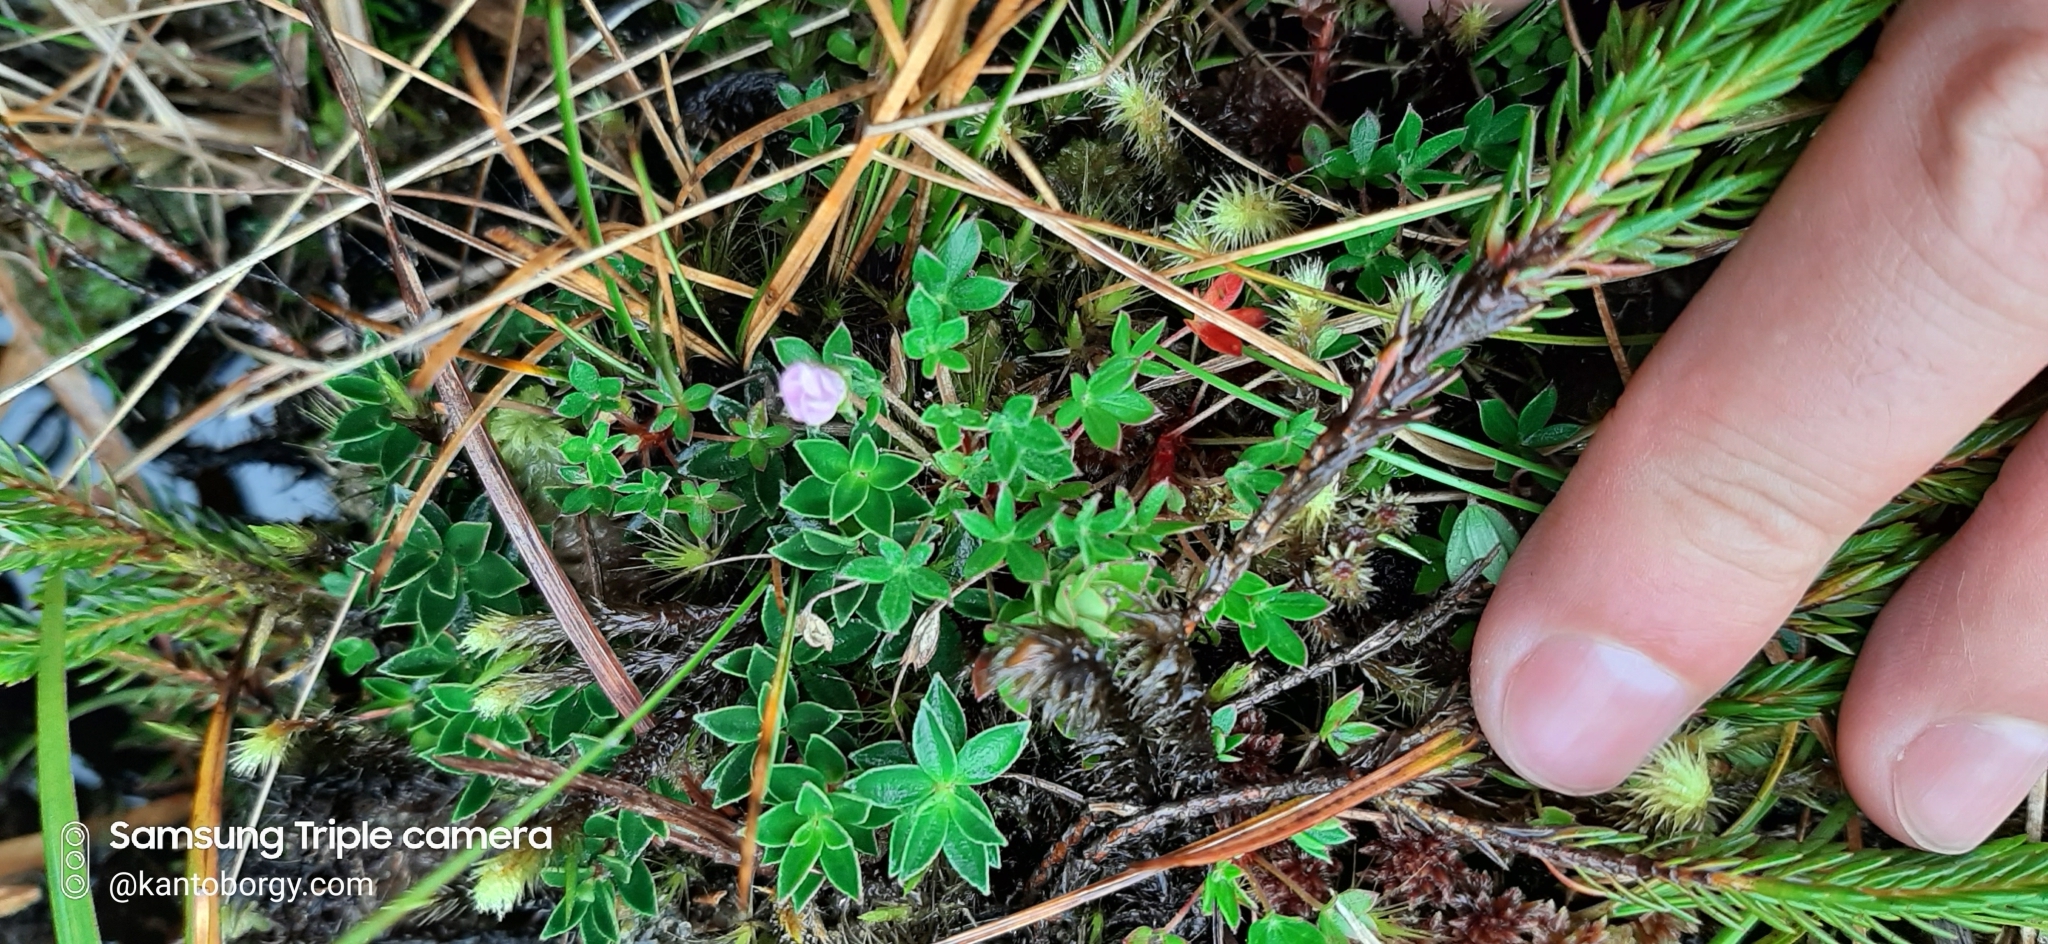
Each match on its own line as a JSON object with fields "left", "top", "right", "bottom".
{"left": 1276, "top": 259, "right": 1336, "bottom": 354}
{"left": 1092, "top": 61, "right": 1177, "bottom": 166}
{"left": 228, "top": 720, "right": 305, "bottom": 778}
{"left": 1386, "top": 264, "right": 1448, "bottom": 317}
{"left": 1313, "top": 541, "right": 1378, "bottom": 606}
{"left": 470, "top": 846, "right": 545, "bottom": 917}
{"left": 1353, "top": 487, "right": 1420, "bottom": 538}
{"left": 1446, "top": 0, "right": 1500, "bottom": 51}
{"left": 1614, "top": 724, "right": 1736, "bottom": 835}
{"left": 1196, "top": 178, "right": 1300, "bottom": 250}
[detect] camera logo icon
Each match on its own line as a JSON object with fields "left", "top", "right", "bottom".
{"left": 57, "top": 822, "right": 89, "bottom": 900}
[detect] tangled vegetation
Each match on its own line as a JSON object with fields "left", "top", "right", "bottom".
{"left": 3, "top": 0, "right": 2045, "bottom": 941}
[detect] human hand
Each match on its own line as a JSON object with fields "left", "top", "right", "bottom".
{"left": 1388, "top": 0, "right": 2048, "bottom": 853}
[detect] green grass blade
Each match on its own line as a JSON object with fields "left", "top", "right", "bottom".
{"left": 971, "top": 0, "right": 1070, "bottom": 157}
{"left": 1365, "top": 447, "right": 1547, "bottom": 513}
{"left": 547, "top": 0, "right": 663, "bottom": 389}
{"left": 1405, "top": 422, "right": 1566, "bottom": 484}
{"left": 38, "top": 572, "right": 103, "bottom": 944}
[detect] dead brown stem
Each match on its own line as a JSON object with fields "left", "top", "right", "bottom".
{"left": 0, "top": 122, "right": 305, "bottom": 357}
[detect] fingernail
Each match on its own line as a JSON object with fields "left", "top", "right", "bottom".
{"left": 1890, "top": 718, "right": 2048, "bottom": 854}
{"left": 1497, "top": 635, "right": 1695, "bottom": 795}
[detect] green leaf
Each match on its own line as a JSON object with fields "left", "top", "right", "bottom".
{"left": 758, "top": 803, "right": 807, "bottom": 847}
{"left": 913, "top": 696, "right": 960, "bottom": 781}
{"left": 795, "top": 437, "right": 852, "bottom": 481}
{"left": 1247, "top": 914, "right": 1324, "bottom": 944}
{"left": 922, "top": 678, "right": 968, "bottom": 750}
{"left": 332, "top": 637, "right": 378, "bottom": 675}
{"left": 950, "top": 276, "right": 1012, "bottom": 311}
{"left": 985, "top": 396, "right": 1076, "bottom": 485}
{"left": 956, "top": 721, "right": 1028, "bottom": 784}
{"left": 889, "top": 798, "right": 949, "bottom": 878}
{"left": 850, "top": 764, "right": 936, "bottom": 808}
{"left": 1444, "top": 504, "right": 1520, "bottom": 582}
{"left": 1348, "top": 110, "right": 1380, "bottom": 164}
{"left": 819, "top": 837, "right": 862, "bottom": 899}
{"left": 1200, "top": 862, "right": 1252, "bottom": 930}
{"left": 942, "top": 825, "right": 995, "bottom": 893}
{"left": 1478, "top": 398, "right": 1521, "bottom": 446}
{"left": 1320, "top": 889, "right": 1387, "bottom": 943}
{"left": 1263, "top": 619, "right": 1308, "bottom": 667}
{"left": 949, "top": 788, "right": 1005, "bottom": 846}
{"left": 1518, "top": 386, "right": 1558, "bottom": 439}
{"left": 782, "top": 476, "right": 834, "bottom": 519}
{"left": 466, "top": 553, "right": 528, "bottom": 599}
{"left": 618, "top": 859, "right": 657, "bottom": 915}
{"left": 935, "top": 223, "right": 981, "bottom": 284}
{"left": 695, "top": 704, "right": 760, "bottom": 744}
{"left": 442, "top": 521, "right": 490, "bottom": 566}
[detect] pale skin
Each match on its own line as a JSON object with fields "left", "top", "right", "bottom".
{"left": 1383, "top": 0, "right": 2048, "bottom": 853}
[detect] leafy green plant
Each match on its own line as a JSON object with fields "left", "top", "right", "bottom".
{"left": 1477, "top": 386, "right": 1579, "bottom": 480}
{"left": 905, "top": 223, "right": 1013, "bottom": 377}
{"left": 848, "top": 680, "right": 1028, "bottom": 893}
{"left": 1199, "top": 861, "right": 1256, "bottom": 930}
{"left": 785, "top": 431, "right": 928, "bottom": 538}
{"left": 1054, "top": 314, "right": 1159, "bottom": 449}
{"left": 326, "top": 362, "right": 427, "bottom": 477}
{"left": 1316, "top": 687, "right": 1380, "bottom": 755}
{"left": 1209, "top": 704, "right": 1249, "bottom": 763}
{"left": 1213, "top": 572, "right": 1329, "bottom": 667}
{"left": 351, "top": 507, "right": 528, "bottom": 633}
{"left": 538, "top": 811, "right": 667, "bottom": 942}
{"left": 1305, "top": 108, "right": 1467, "bottom": 194}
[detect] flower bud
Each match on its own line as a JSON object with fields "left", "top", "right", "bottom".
{"left": 903, "top": 603, "right": 944, "bottom": 669}
{"left": 795, "top": 607, "right": 834, "bottom": 651}
{"left": 778, "top": 361, "right": 847, "bottom": 425}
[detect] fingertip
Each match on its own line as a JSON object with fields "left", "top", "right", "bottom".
{"left": 1475, "top": 628, "right": 1698, "bottom": 795}
{"left": 1885, "top": 718, "right": 2048, "bottom": 854}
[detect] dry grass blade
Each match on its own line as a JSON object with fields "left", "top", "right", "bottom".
{"left": 242, "top": 146, "right": 852, "bottom": 413}
{"left": 934, "top": 731, "right": 1474, "bottom": 944}
{"left": 0, "top": 0, "right": 797, "bottom": 412}
{"left": 0, "top": 122, "right": 302, "bottom": 355}
{"left": 446, "top": 739, "right": 741, "bottom": 863}
{"left": 739, "top": 0, "right": 974, "bottom": 365}
{"left": 185, "top": 609, "right": 270, "bottom": 944}
{"left": 455, "top": 32, "right": 578, "bottom": 239}
{"left": 906, "top": 127, "right": 1339, "bottom": 382}
{"left": 736, "top": 564, "right": 796, "bottom": 912}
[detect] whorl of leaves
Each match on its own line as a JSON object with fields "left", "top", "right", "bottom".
{"left": 1700, "top": 658, "right": 1850, "bottom": 725}
{"left": 1534, "top": 0, "right": 1893, "bottom": 229}
{"left": 1558, "top": 831, "right": 2048, "bottom": 943}
{"left": 0, "top": 446, "right": 309, "bottom": 681}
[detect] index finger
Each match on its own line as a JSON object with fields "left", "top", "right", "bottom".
{"left": 1469, "top": 0, "right": 2048, "bottom": 794}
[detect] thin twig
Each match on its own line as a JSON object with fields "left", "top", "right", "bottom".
{"left": 1229, "top": 566, "right": 1489, "bottom": 710}
{"left": 445, "top": 740, "right": 741, "bottom": 863}
{"left": 1590, "top": 283, "right": 1631, "bottom": 382}
{"left": 0, "top": 122, "right": 304, "bottom": 356}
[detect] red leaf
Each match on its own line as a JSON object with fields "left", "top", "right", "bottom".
{"left": 1142, "top": 428, "right": 1185, "bottom": 489}
{"left": 1188, "top": 305, "right": 1269, "bottom": 356}
{"left": 1201, "top": 273, "right": 1245, "bottom": 309}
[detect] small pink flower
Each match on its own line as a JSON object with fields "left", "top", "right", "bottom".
{"left": 779, "top": 361, "right": 847, "bottom": 425}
